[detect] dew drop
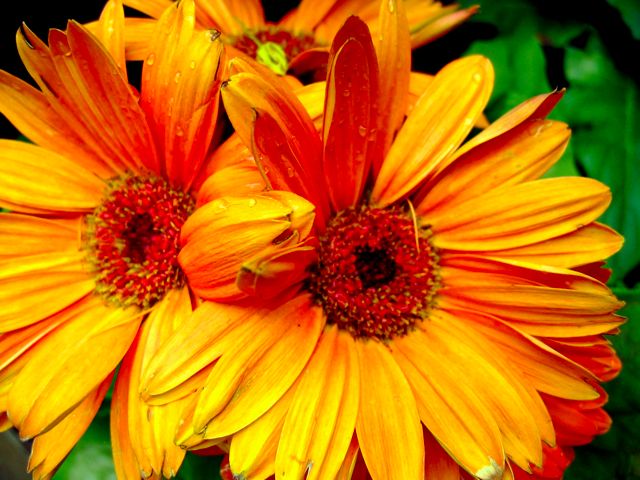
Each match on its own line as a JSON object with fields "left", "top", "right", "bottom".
{"left": 342, "top": 90, "right": 351, "bottom": 97}
{"left": 174, "top": 71, "right": 182, "bottom": 83}
{"left": 287, "top": 167, "right": 295, "bottom": 177}
{"left": 388, "top": 0, "right": 395, "bottom": 13}
{"left": 189, "top": 60, "right": 196, "bottom": 70}
{"left": 248, "top": 198, "right": 257, "bottom": 207}
{"left": 146, "top": 53, "right": 155, "bottom": 66}
{"left": 358, "top": 125, "right": 367, "bottom": 137}
{"left": 473, "top": 72, "right": 482, "bottom": 82}
{"left": 175, "top": 126, "right": 184, "bottom": 137}
{"left": 463, "top": 117, "right": 473, "bottom": 126}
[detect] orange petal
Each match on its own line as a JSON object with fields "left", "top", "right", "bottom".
{"left": 409, "top": 5, "right": 478, "bottom": 47}
{"left": 197, "top": 162, "right": 265, "bottom": 206}
{"left": 8, "top": 300, "right": 141, "bottom": 439}
{"left": 179, "top": 193, "right": 313, "bottom": 300}
{"left": 0, "top": 70, "right": 114, "bottom": 179}
{"left": 282, "top": 0, "right": 340, "bottom": 32}
{"left": 193, "top": 295, "right": 324, "bottom": 438}
{"left": 277, "top": 326, "right": 359, "bottom": 480}
{"left": 0, "top": 214, "right": 80, "bottom": 259}
{"left": 140, "top": 0, "right": 225, "bottom": 188}
{"left": 120, "top": 288, "right": 191, "bottom": 477}
{"left": 230, "top": 383, "right": 296, "bottom": 480}
{"left": 142, "top": 301, "right": 260, "bottom": 398}
{"left": 94, "top": 0, "right": 127, "bottom": 78}
{"left": 443, "top": 310, "right": 598, "bottom": 400}
{"left": 393, "top": 329, "right": 504, "bottom": 477}
{"left": 196, "top": 0, "right": 264, "bottom": 34}
{"left": 221, "top": 68, "right": 327, "bottom": 216}
{"left": 237, "top": 240, "right": 317, "bottom": 299}
{"left": 28, "top": 374, "right": 113, "bottom": 479}
{"left": 423, "top": 428, "right": 462, "bottom": 479}
{"left": 430, "top": 177, "right": 612, "bottom": 251}
{"left": 544, "top": 336, "right": 621, "bottom": 382}
{"left": 416, "top": 119, "right": 570, "bottom": 216}
{"left": 355, "top": 338, "right": 424, "bottom": 480}
{"left": 372, "top": 55, "right": 494, "bottom": 206}
{"left": 252, "top": 110, "right": 328, "bottom": 224}
{"left": 0, "top": 252, "right": 95, "bottom": 331}
{"left": 375, "top": 0, "right": 411, "bottom": 161}
{"left": 322, "top": 16, "right": 380, "bottom": 210}
{"left": 55, "top": 22, "right": 158, "bottom": 174}
{"left": 0, "top": 140, "right": 103, "bottom": 213}
{"left": 488, "top": 223, "right": 623, "bottom": 268}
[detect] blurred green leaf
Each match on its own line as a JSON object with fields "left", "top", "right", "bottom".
{"left": 53, "top": 410, "right": 115, "bottom": 480}
{"left": 607, "top": 0, "right": 640, "bottom": 40}
{"left": 558, "top": 33, "right": 640, "bottom": 284}
{"left": 175, "top": 452, "right": 223, "bottom": 480}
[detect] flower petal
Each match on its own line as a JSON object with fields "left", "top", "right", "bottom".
{"left": 322, "top": 16, "right": 380, "bottom": 210}
{"left": 197, "top": 0, "right": 264, "bottom": 34}
{"left": 179, "top": 193, "right": 313, "bottom": 300}
{"left": 0, "top": 140, "right": 103, "bottom": 213}
{"left": 277, "top": 326, "right": 359, "bottom": 480}
{"left": 355, "top": 338, "right": 423, "bottom": 480}
{"left": 118, "top": 288, "right": 191, "bottom": 478}
{"left": 488, "top": 223, "right": 623, "bottom": 268}
{"left": 230, "top": 384, "right": 296, "bottom": 480}
{"left": 54, "top": 22, "right": 158, "bottom": 173}
{"left": 0, "top": 70, "right": 114, "bottom": 179}
{"left": 94, "top": 0, "right": 127, "bottom": 78}
{"left": 222, "top": 70, "right": 328, "bottom": 220}
{"left": 0, "top": 214, "right": 80, "bottom": 259}
{"left": 416, "top": 119, "right": 570, "bottom": 216}
{"left": 393, "top": 329, "right": 504, "bottom": 477}
{"left": 423, "top": 428, "right": 462, "bottom": 479}
{"left": 375, "top": 0, "right": 411, "bottom": 162}
{"left": 0, "top": 252, "right": 95, "bottom": 331}
{"left": 8, "top": 300, "right": 141, "bottom": 439}
{"left": 28, "top": 374, "right": 112, "bottom": 479}
{"left": 430, "top": 177, "right": 612, "bottom": 251}
{"left": 193, "top": 295, "right": 323, "bottom": 439}
{"left": 371, "top": 55, "right": 494, "bottom": 206}
{"left": 140, "top": 0, "right": 225, "bottom": 188}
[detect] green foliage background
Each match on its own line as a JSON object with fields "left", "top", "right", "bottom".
{"left": 2, "top": 0, "right": 635, "bottom": 479}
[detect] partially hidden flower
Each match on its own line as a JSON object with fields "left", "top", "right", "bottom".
{"left": 112, "top": 0, "right": 477, "bottom": 76}
{"left": 0, "top": 0, "right": 226, "bottom": 477}
{"left": 141, "top": 1, "right": 624, "bottom": 478}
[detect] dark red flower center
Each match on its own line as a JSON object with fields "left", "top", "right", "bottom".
{"left": 229, "top": 26, "right": 319, "bottom": 74}
{"left": 85, "top": 174, "right": 195, "bottom": 309}
{"left": 309, "top": 206, "right": 439, "bottom": 340}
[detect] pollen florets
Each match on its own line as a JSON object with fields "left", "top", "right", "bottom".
{"left": 309, "top": 205, "right": 439, "bottom": 341}
{"left": 85, "top": 174, "right": 195, "bottom": 309}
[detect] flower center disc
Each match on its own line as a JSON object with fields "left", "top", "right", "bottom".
{"left": 309, "top": 206, "right": 439, "bottom": 341}
{"left": 230, "top": 26, "right": 318, "bottom": 74}
{"left": 86, "top": 175, "right": 195, "bottom": 309}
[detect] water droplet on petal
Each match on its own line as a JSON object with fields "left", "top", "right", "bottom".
{"left": 358, "top": 125, "right": 367, "bottom": 137}
{"left": 174, "top": 71, "right": 182, "bottom": 83}
{"left": 248, "top": 198, "right": 257, "bottom": 207}
{"left": 388, "top": 0, "right": 395, "bottom": 13}
{"left": 189, "top": 60, "right": 196, "bottom": 69}
{"left": 473, "top": 72, "right": 482, "bottom": 82}
{"left": 146, "top": 53, "right": 155, "bottom": 66}
{"left": 287, "top": 167, "right": 295, "bottom": 177}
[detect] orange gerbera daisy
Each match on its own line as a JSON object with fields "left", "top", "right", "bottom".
{"left": 141, "top": 5, "right": 624, "bottom": 480}
{"left": 117, "top": 0, "right": 477, "bottom": 75}
{"left": 0, "top": 0, "right": 225, "bottom": 477}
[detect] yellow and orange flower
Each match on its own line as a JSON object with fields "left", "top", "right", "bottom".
{"left": 0, "top": 0, "right": 226, "bottom": 477}
{"left": 116, "top": 0, "right": 477, "bottom": 75}
{"left": 140, "top": 3, "right": 624, "bottom": 479}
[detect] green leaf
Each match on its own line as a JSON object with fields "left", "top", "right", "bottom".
{"left": 607, "top": 0, "right": 640, "bottom": 40}
{"left": 558, "top": 33, "right": 640, "bottom": 283}
{"left": 175, "top": 452, "right": 223, "bottom": 480}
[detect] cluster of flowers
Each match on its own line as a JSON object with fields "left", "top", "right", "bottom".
{"left": 0, "top": 0, "right": 624, "bottom": 479}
